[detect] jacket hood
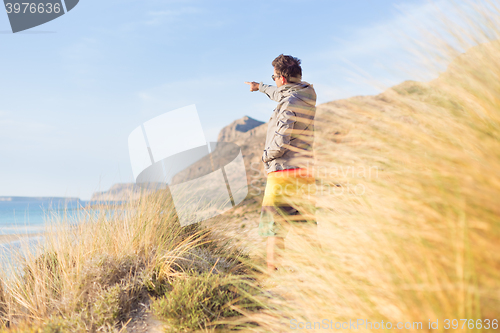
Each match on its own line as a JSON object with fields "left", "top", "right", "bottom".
{"left": 278, "top": 81, "right": 317, "bottom": 106}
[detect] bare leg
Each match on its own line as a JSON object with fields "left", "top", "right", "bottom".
{"left": 267, "top": 236, "right": 285, "bottom": 274}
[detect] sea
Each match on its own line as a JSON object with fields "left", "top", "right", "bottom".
{"left": 0, "top": 198, "right": 87, "bottom": 236}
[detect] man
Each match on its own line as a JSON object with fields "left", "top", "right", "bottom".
{"left": 245, "top": 54, "right": 317, "bottom": 273}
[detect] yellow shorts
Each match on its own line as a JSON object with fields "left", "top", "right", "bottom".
{"left": 259, "top": 168, "right": 316, "bottom": 237}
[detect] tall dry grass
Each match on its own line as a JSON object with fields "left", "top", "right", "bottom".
{"left": 0, "top": 188, "right": 254, "bottom": 332}
{"left": 242, "top": 1, "right": 500, "bottom": 332}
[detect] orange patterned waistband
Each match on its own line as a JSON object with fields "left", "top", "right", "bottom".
{"left": 268, "top": 168, "right": 314, "bottom": 179}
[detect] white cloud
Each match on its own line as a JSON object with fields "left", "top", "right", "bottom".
{"left": 326, "top": 1, "right": 451, "bottom": 60}
{"left": 307, "top": 0, "right": 462, "bottom": 101}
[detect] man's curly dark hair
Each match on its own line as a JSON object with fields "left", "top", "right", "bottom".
{"left": 272, "top": 54, "right": 302, "bottom": 81}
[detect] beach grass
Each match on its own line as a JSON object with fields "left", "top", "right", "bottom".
{"left": 1, "top": 1, "right": 500, "bottom": 332}
{"left": 234, "top": 1, "right": 500, "bottom": 332}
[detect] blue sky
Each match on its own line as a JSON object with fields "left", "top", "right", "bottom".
{"left": 0, "top": 0, "right": 455, "bottom": 200}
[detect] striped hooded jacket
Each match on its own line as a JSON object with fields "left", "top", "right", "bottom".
{"left": 259, "top": 79, "right": 317, "bottom": 174}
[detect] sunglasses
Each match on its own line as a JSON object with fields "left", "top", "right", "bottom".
{"left": 271, "top": 74, "right": 281, "bottom": 81}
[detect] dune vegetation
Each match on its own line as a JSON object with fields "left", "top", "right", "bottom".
{"left": 237, "top": 2, "right": 500, "bottom": 332}
{"left": 0, "top": 190, "right": 262, "bottom": 332}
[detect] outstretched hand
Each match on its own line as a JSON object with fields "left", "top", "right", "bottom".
{"left": 244, "top": 81, "right": 259, "bottom": 92}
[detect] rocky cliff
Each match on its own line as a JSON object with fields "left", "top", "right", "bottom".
{"left": 171, "top": 116, "right": 267, "bottom": 185}
{"left": 217, "top": 116, "right": 265, "bottom": 143}
{"left": 90, "top": 116, "right": 266, "bottom": 201}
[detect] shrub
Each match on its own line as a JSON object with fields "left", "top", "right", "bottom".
{"left": 151, "top": 272, "right": 258, "bottom": 331}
